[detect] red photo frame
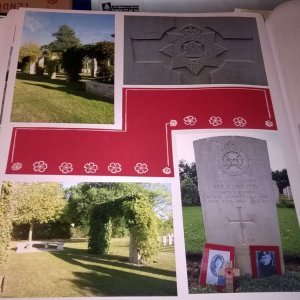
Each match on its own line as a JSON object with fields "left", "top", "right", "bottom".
{"left": 199, "top": 243, "right": 235, "bottom": 287}
{"left": 249, "top": 245, "right": 281, "bottom": 278}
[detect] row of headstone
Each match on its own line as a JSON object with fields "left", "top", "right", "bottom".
{"left": 283, "top": 186, "right": 293, "bottom": 200}
{"left": 193, "top": 136, "right": 284, "bottom": 276}
{"left": 161, "top": 233, "right": 174, "bottom": 246}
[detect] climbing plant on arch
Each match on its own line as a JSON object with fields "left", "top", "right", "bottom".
{"left": 88, "top": 194, "right": 159, "bottom": 264}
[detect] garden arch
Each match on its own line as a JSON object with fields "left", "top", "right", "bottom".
{"left": 88, "top": 194, "right": 159, "bottom": 264}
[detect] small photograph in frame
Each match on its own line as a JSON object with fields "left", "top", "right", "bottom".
{"left": 250, "top": 245, "right": 282, "bottom": 278}
{"left": 200, "top": 243, "right": 235, "bottom": 287}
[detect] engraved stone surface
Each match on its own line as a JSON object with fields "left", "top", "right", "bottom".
{"left": 193, "top": 136, "right": 283, "bottom": 275}
{"left": 124, "top": 16, "right": 268, "bottom": 85}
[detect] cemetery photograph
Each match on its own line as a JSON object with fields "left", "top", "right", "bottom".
{"left": 175, "top": 130, "right": 300, "bottom": 293}
{"left": 11, "top": 11, "right": 115, "bottom": 124}
{"left": 0, "top": 181, "right": 177, "bottom": 297}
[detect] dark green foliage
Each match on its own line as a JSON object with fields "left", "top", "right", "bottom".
{"left": 179, "top": 160, "right": 198, "bottom": 186}
{"left": 45, "top": 59, "right": 58, "bottom": 78}
{"left": 0, "top": 183, "right": 14, "bottom": 269}
{"left": 272, "top": 169, "right": 290, "bottom": 193}
{"left": 180, "top": 177, "right": 200, "bottom": 206}
{"left": 47, "top": 24, "right": 81, "bottom": 53}
{"left": 236, "top": 272, "right": 300, "bottom": 292}
{"left": 88, "top": 195, "right": 159, "bottom": 262}
{"left": 97, "top": 62, "right": 114, "bottom": 83}
{"left": 12, "top": 221, "right": 71, "bottom": 240}
{"left": 179, "top": 160, "right": 200, "bottom": 206}
{"left": 62, "top": 47, "right": 85, "bottom": 82}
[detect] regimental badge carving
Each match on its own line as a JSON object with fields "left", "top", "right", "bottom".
{"left": 160, "top": 24, "right": 226, "bottom": 75}
{"left": 218, "top": 141, "right": 248, "bottom": 176}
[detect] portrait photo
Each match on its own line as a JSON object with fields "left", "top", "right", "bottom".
{"left": 199, "top": 243, "right": 234, "bottom": 286}
{"left": 250, "top": 245, "right": 282, "bottom": 278}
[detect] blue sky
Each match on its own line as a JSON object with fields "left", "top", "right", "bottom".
{"left": 22, "top": 11, "right": 115, "bottom": 46}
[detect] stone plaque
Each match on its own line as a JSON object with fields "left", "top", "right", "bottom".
{"left": 193, "top": 136, "right": 283, "bottom": 275}
{"left": 124, "top": 16, "right": 267, "bottom": 85}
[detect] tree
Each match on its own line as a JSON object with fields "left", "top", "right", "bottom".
{"left": 12, "top": 183, "right": 67, "bottom": 242}
{"left": 272, "top": 169, "right": 290, "bottom": 193}
{"left": 180, "top": 177, "right": 200, "bottom": 206}
{"left": 0, "top": 182, "right": 15, "bottom": 273}
{"left": 179, "top": 160, "right": 198, "bottom": 186}
{"left": 47, "top": 24, "right": 81, "bottom": 52}
{"left": 66, "top": 182, "right": 172, "bottom": 237}
{"left": 18, "top": 42, "right": 42, "bottom": 72}
{"left": 179, "top": 160, "right": 200, "bottom": 205}
{"left": 62, "top": 46, "right": 85, "bottom": 82}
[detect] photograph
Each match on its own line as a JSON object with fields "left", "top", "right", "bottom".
{"left": 10, "top": 11, "right": 115, "bottom": 124}
{"left": 199, "top": 244, "right": 234, "bottom": 287}
{"left": 250, "top": 245, "right": 281, "bottom": 278}
{"left": 174, "top": 129, "right": 300, "bottom": 293}
{"left": 0, "top": 181, "right": 177, "bottom": 297}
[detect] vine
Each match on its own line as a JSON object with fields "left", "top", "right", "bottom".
{"left": 0, "top": 182, "right": 14, "bottom": 272}
{"left": 88, "top": 194, "right": 159, "bottom": 263}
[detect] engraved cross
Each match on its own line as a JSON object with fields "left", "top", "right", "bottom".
{"left": 228, "top": 206, "right": 253, "bottom": 245}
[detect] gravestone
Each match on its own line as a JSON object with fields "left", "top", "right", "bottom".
{"left": 193, "top": 136, "right": 284, "bottom": 275}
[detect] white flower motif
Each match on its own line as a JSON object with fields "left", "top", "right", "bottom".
{"left": 84, "top": 162, "right": 98, "bottom": 174}
{"left": 233, "top": 117, "right": 247, "bottom": 127}
{"left": 169, "top": 120, "right": 178, "bottom": 127}
{"left": 11, "top": 162, "right": 22, "bottom": 171}
{"left": 108, "top": 162, "right": 122, "bottom": 174}
{"left": 265, "top": 120, "right": 274, "bottom": 127}
{"left": 183, "top": 115, "right": 197, "bottom": 126}
{"left": 59, "top": 162, "right": 73, "bottom": 174}
{"left": 134, "top": 163, "right": 149, "bottom": 174}
{"left": 163, "top": 167, "right": 172, "bottom": 175}
{"left": 209, "top": 116, "right": 223, "bottom": 127}
{"left": 33, "top": 161, "right": 48, "bottom": 173}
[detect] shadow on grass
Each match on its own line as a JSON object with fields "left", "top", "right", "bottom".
{"left": 51, "top": 246, "right": 177, "bottom": 296}
{"left": 16, "top": 72, "right": 114, "bottom": 104}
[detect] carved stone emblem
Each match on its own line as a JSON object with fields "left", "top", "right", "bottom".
{"left": 218, "top": 141, "right": 248, "bottom": 175}
{"left": 160, "top": 24, "right": 226, "bottom": 75}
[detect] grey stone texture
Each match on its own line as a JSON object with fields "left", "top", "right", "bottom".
{"left": 193, "top": 136, "right": 283, "bottom": 275}
{"left": 124, "top": 16, "right": 268, "bottom": 85}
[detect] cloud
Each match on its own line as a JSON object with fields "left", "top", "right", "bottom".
{"left": 24, "top": 16, "right": 43, "bottom": 33}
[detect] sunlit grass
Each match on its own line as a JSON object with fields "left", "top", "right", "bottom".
{"left": 10, "top": 73, "right": 114, "bottom": 124}
{"left": 3, "top": 238, "right": 176, "bottom": 297}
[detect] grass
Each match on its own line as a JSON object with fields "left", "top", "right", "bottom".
{"left": 10, "top": 73, "right": 114, "bottom": 124}
{"left": 2, "top": 238, "right": 177, "bottom": 297}
{"left": 183, "top": 206, "right": 300, "bottom": 256}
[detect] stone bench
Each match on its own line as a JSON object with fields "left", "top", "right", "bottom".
{"left": 16, "top": 241, "right": 64, "bottom": 253}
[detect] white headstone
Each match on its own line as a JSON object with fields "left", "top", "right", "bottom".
{"left": 193, "top": 136, "right": 284, "bottom": 275}
{"left": 162, "top": 235, "right": 167, "bottom": 246}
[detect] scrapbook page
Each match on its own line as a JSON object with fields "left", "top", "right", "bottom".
{"left": 0, "top": 1, "right": 299, "bottom": 299}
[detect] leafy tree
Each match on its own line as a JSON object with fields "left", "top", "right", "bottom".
{"left": 62, "top": 46, "right": 85, "bottom": 82}
{"left": 179, "top": 160, "right": 200, "bottom": 205}
{"left": 179, "top": 160, "right": 198, "bottom": 186}
{"left": 0, "top": 182, "right": 15, "bottom": 272}
{"left": 66, "top": 182, "right": 171, "bottom": 224}
{"left": 47, "top": 24, "right": 81, "bottom": 52}
{"left": 12, "top": 183, "right": 67, "bottom": 242}
{"left": 18, "top": 42, "right": 42, "bottom": 63}
{"left": 180, "top": 177, "right": 200, "bottom": 206}
{"left": 92, "top": 41, "right": 114, "bottom": 63}
{"left": 272, "top": 169, "right": 290, "bottom": 193}
{"left": 18, "top": 42, "right": 42, "bottom": 72}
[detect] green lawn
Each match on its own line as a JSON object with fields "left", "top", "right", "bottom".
{"left": 183, "top": 206, "right": 300, "bottom": 256}
{"left": 3, "top": 238, "right": 176, "bottom": 297}
{"left": 11, "top": 73, "right": 114, "bottom": 124}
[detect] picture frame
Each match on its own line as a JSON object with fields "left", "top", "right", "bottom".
{"left": 249, "top": 245, "right": 282, "bottom": 278}
{"left": 199, "top": 243, "right": 235, "bottom": 287}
